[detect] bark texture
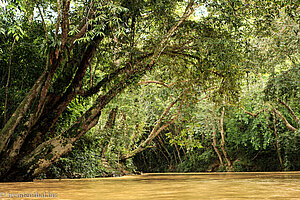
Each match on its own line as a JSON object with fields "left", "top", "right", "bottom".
{"left": 0, "top": 1, "right": 197, "bottom": 181}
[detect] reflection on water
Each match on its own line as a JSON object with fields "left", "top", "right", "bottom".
{"left": 0, "top": 172, "right": 299, "bottom": 200}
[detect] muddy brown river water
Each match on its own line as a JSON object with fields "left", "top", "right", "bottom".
{"left": 0, "top": 172, "right": 299, "bottom": 199}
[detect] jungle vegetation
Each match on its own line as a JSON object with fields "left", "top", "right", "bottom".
{"left": 0, "top": 0, "right": 299, "bottom": 181}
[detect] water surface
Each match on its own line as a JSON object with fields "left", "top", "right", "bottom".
{"left": 0, "top": 172, "right": 299, "bottom": 199}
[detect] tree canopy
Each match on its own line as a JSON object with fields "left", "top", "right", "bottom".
{"left": 0, "top": 0, "right": 299, "bottom": 181}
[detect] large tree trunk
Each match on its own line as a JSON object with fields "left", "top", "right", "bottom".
{"left": 0, "top": 36, "right": 101, "bottom": 181}
{"left": 0, "top": 61, "right": 151, "bottom": 181}
{"left": 0, "top": 1, "right": 197, "bottom": 182}
{"left": 0, "top": 71, "right": 46, "bottom": 153}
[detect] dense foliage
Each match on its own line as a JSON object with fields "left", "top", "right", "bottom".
{"left": 0, "top": 0, "right": 299, "bottom": 181}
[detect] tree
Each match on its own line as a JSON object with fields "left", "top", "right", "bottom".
{"left": 0, "top": 0, "right": 200, "bottom": 181}
{"left": 1, "top": 0, "right": 298, "bottom": 181}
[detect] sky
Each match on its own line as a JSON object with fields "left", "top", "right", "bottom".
{"left": 0, "top": 0, "right": 7, "bottom": 7}
{"left": 0, "top": 0, "right": 208, "bottom": 22}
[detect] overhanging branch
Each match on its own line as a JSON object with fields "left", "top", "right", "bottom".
{"left": 267, "top": 103, "right": 297, "bottom": 132}
{"left": 241, "top": 107, "right": 266, "bottom": 118}
{"left": 277, "top": 99, "right": 299, "bottom": 122}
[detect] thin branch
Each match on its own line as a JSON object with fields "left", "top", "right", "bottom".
{"left": 121, "top": 90, "right": 188, "bottom": 160}
{"left": 241, "top": 106, "right": 266, "bottom": 118}
{"left": 61, "top": 0, "right": 70, "bottom": 49}
{"left": 211, "top": 122, "right": 223, "bottom": 165}
{"left": 81, "top": 53, "right": 154, "bottom": 97}
{"left": 3, "top": 37, "right": 16, "bottom": 125}
{"left": 272, "top": 111, "right": 283, "bottom": 168}
{"left": 36, "top": 3, "right": 48, "bottom": 42}
{"left": 163, "top": 50, "right": 224, "bottom": 77}
{"left": 139, "top": 80, "right": 170, "bottom": 88}
{"left": 69, "top": 0, "right": 94, "bottom": 45}
{"left": 150, "top": 0, "right": 197, "bottom": 64}
{"left": 277, "top": 99, "right": 299, "bottom": 122}
{"left": 267, "top": 103, "right": 297, "bottom": 132}
{"left": 148, "top": 90, "right": 188, "bottom": 142}
{"left": 139, "top": 80, "right": 190, "bottom": 88}
{"left": 220, "top": 107, "right": 232, "bottom": 167}
{"left": 55, "top": 0, "right": 61, "bottom": 40}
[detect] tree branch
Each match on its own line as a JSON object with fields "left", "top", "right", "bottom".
{"left": 69, "top": 0, "right": 95, "bottom": 45}
{"left": 139, "top": 80, "right": 170, "bottom": 88}
{"left": 61, "top": 0, "right": 70, "bottom": 49}
{"left": 0, "top": 71, "right": 47, "bottom": 153}
{"left": 81, "top": 52, "right": 154, "bottom": 97}
{"left": 36, "top": 3, "right": 48, "bottom": 42}
{"left": 220, "top": 107, "right": 232, "bottom": 167}
{"left": 150, "top": 0, "right": 197, "bottom": 64}
{"left": 55, "top": 0, "right": 61, "bottom": 40}
{"left": 211, "top": 122, "right": 223, "bottom": 165}
{"left": 277, "top": 99, "right": 299, "bottom": 122}
{"left": 3, "top": 37, "right": 16, "bottom": 125}
{"left": 138, "top": 80, "right": 190, "bottom": 88}
{"left": 267, "top": 103, "right": 297, "bottom": 132}
{"left": 272, "top": 111, "right": 283, "bottom": 167}
{"left": 163, "top": 50, "right": 224, "bottom": 77}
{"left": 241, "top": 106, "right": 266, "bottom": 118}
{"left": 121, "top": 90, "right": 187, "bottom": 160}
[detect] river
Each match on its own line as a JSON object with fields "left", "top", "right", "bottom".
{"left": 0, "top": 172, "right": 299, "bottom": 199}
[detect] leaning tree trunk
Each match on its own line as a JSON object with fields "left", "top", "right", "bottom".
{"left": 0, "top": 56, "right": 156, "bottom": 181}
{"left": 0, "top": 1, "right": 197, "bottom": 182}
